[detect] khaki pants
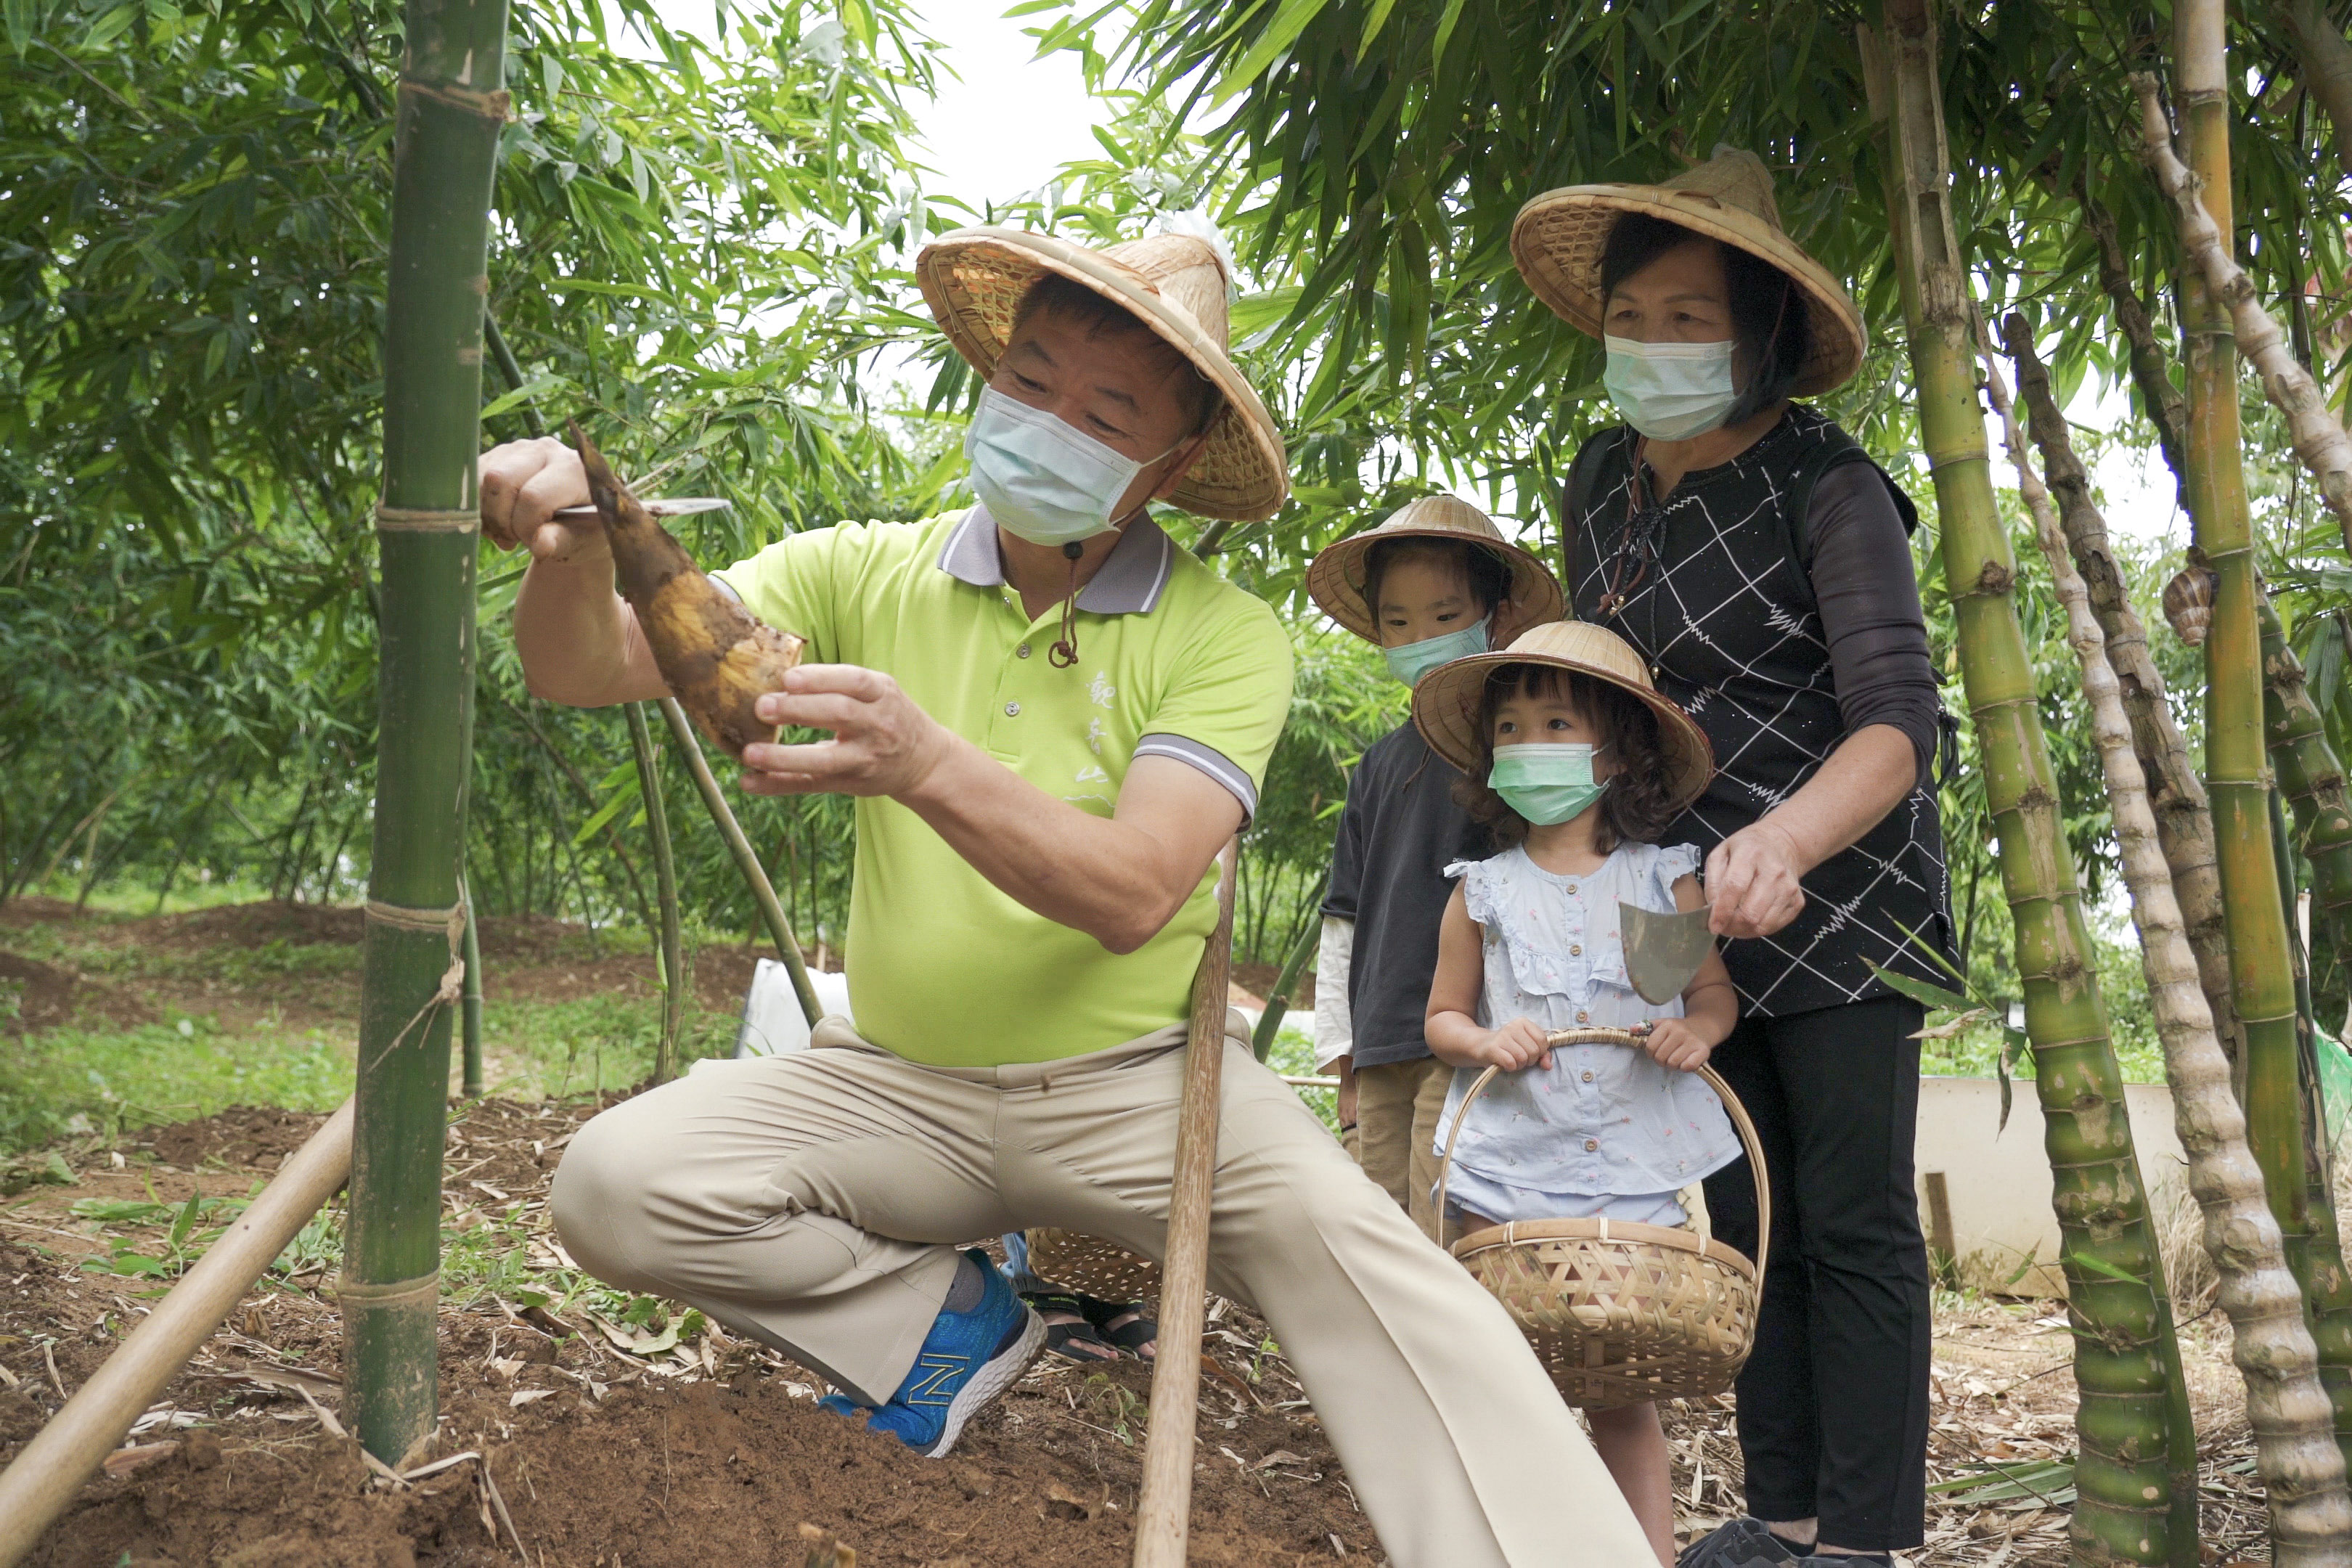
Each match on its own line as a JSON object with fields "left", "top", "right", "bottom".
{"left": 1352, "top": 1054, "right": 1454, "bottom": 1238}
{"left": 550, "top": 1016, "right": 1649, "bottom": 1568}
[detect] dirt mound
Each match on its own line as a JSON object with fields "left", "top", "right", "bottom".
{"left": 142, "top": 1105, "right": 329, "bottom": 1171}
{"left": 152, "top": 901, "right": 366, "bottom": 952}
{"left": 0, "top": 950, "right": 152, "bottom": 1034}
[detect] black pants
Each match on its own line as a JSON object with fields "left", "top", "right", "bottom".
{"left": 1699, "top": 995, "right": 1931, "bottom": 1551}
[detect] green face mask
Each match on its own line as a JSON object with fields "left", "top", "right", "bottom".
{"left": 1488, "top": 742, "right": 1605, "bottom": 826}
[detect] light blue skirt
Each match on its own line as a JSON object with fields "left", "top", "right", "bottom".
{"left": 1438, "top": 1166, "right": 1687, "bottom": 1230}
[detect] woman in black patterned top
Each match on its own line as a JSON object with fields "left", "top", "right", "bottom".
{"left": 1510, "top": 150, "right": 1953, "bottom": 1568}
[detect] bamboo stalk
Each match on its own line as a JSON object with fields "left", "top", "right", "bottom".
{"left": 2279, "top": 0, "right": 2352, "bottom": 183}
{"left": 2157, "top": 7, "right": 2348, "bottom": 1488}
{"left": 2075, "top": 187, "right": 2191, "bottom": 499}
{"left": 1871, "top": 8, "right": 2198, "bottom": 1559}
{"left": 2261, "top": 597, "right": 2352, "bottom": 1034}
{"left": 1991, "top": 346, "right": 2352, "bottom": 1559}
{"left": 1249, "top": 875, "right": 1327, "bottom": 1061}
{"left": 2134, "top": 73, "right": 2352, "bottom": 555}
{"left": 656, "top": 694, "right": 821, "bottom": 1029}
{"left": 2003, "top": 315, "right": 2241, "bottom": 1070}
{"left": 625, "top": 701, "right": 686, "bottom": 1085}
{"left": 1132, "top": 841, "right": 1237, "bottom": 1568}
{"left": 460, "top": 868, "right": 484, "bottom": 1099}
{"left": 0, "top": 1101, "right": 356, "bottom": 1568}
{"left": 349, "top": 0, "right": 507, "bottom": 1466}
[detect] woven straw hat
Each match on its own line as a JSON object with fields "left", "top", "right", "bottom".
{"left": 1510, "top": 147, "right": 1866, "bottom": 397}
{"left": 1306, "top": 495, "right": 1564, "bottom": 645}
{"left": 1413, "top": 621, "right": 1713, "bottom": 812}
{"left": 915, "top": 225, "right": 1288, "bottom": 523}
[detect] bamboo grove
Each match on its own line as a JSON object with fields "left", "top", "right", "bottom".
{"left": 16, "top": 0, "right": 2352, "bottom": 1555}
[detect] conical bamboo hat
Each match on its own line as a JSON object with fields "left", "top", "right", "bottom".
{"left": 916, "top": 226, "right": 1289, "bottom": 523}
{"left": 1510, "top": 148, "right": 1866, "bottom": 396}
{"left": 1307, "top": 494, "right": 1564, "bottom": 644}
{"left": 1413, "top": 620, "right": 1714, "bottom": 813}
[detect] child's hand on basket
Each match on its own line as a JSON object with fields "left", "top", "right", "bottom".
{"left": 1641, "top": 1018, "right": 1715, "bottom": 1073}
{"left": 1462, "top": 1017, "right": 1554, "bottom": 1073}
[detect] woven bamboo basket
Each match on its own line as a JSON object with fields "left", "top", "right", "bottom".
{"left": 1024, "top": 1228, "right": 1161, "bottom": 1303}
{"left": 1436, "top": 1026, "right": 1770, "bottom": 1409}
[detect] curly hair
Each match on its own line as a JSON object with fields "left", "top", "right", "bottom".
{"left": 1452, "top": 666, "right": 1683, "bottom": 853}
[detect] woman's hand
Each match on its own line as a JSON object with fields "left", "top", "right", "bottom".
{"left": 1642, "top": 1018, "right": 1714, "bottom": 1073}
{"left": 1705, "top": 819, "right": 1808, "bottom": 939}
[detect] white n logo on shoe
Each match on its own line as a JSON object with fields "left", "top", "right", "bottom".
{"left": 905, "top": 1352, "right": 968, "bottom": 1407}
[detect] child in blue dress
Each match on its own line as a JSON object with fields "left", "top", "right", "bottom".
{"left": 1414, "top": 619, "right": 1742, "bottom": 1567}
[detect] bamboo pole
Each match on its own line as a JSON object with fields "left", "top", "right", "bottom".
{"left": 625, "top": 701, "right": 686, "bottom": 1085}
{"left": 656, "top": 695, "right": 822, "bottom": 1029}
{"left": 1991, "top": 347, "right": 2352, "bottom": 1559}
{"left": 1870, "top": 7, "right": 2197, "bottom": 1560}
{"left": 2135, "top": 73, "right": 2352, "bottom": 555}
{"left": 2261, "top": 597, "right": 2352, "bottom": 1034}
{"left": 460, "top": 869, "right": 484, "bottom": 1099}
{"left": 2279, "top": 0, "right": 2352, "bottom": 183}
{"left": 2003, "top": 317, "right": 2242, "bottom": 1069}
{"left": 2155, "top": 6, "right": 2344, "bottom": 1483}
{"left": 348, "top": 0, "right": 507, "bottom": 1466}
{"left": 0, "top": 1102, "right": 356, "bottom": 1568}
{"left": 1132, "top": 841, "right": 1237, "bottom": 1568}
{"left": 1249, "top": 877, "right": 1327, "bottom": 1061}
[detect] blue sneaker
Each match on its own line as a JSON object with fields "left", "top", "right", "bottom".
{"left": 818, "top": 1249, "right": 1044, "bottom": 1458}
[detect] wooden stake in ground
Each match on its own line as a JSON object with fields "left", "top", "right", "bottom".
{"left": 1132, "top": 841, "right": 1237, "bottom": 1568}
{"left": 0, "top": 1101, "right": 356, "bottom": 1568}
{"left": 347, "top": 0, "right": 509, "bottom": 1466}
{"left": 1989, "top": 344, "right": 2352, "bottom": 1561}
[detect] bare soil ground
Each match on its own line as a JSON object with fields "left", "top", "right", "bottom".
{"left": 0, "top": 900, "right": 2270, "bottom": 1564}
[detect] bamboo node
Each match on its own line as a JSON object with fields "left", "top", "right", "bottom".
{"left": 364, "top": 899, "right": 465, "bottom": 939}
{"left": 396, "top": 77, "right": 513, "bottom": 124}
{"left": 375, "top": 506, "right": 481, "bottom": 534}
{"left": 336, "top": 1272, "right": 439, "bottom": 1308}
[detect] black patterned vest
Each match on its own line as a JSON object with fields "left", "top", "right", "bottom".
{"left": 1564, "top": 405, "right": 1956, "bottom": 1018}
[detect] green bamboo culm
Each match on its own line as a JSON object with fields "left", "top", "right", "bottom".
{"left": 346, "top": 0, "right": 510, "bottom": 1466}
{"left": 626, "top": 701, "right": 686, "bottom": 1084}
{"left": 2274, "top": 764, "right": 2352, "bottom": 1469}
{"left": 2174, "top": 0, "right": 2342, "bottom": 1482}
{"left": 1869, "top": 5, "right": 2197, "bottom": 1561}
{"left": 2261, "top": 594, "right": 2352, "bottom": 1034}
{"left": 1251, "top": 889, "right": 1327, "bottom": 1062}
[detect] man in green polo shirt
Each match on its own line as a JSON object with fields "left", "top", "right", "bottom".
{"left": 478, "top": 225, "right": 1650, "bottom": 1567}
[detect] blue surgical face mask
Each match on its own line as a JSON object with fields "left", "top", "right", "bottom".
{"left": 963, "top": 385, "right": 1177, "bottom": 547}
{"left": 1382, "top": 614, "right": 1490, "bottom": 688}
{"left": 1603, "top": 335, "right": 1741, "bottom": 442}
{"left": 1488, "top": 741, "right": 1606, "bottom": 826}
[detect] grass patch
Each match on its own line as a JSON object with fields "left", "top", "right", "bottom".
{"left": 475, "top": 992, "right": 736, "bottom": 1103}
{"left": 0, "top": 1016, "right": 350, "bottom": 1156}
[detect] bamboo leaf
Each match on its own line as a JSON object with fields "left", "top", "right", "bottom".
{"left": 1210, "top": 0, "right": 1322, "bottom": 106}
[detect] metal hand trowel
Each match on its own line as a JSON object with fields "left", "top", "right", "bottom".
{"left": 1620, "top": 900, "right": 1715, "bottom": 1005}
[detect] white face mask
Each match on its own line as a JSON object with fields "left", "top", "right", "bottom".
{"left": 962, "top": 385, "right": 1178, "bottom": 547}
{"left": 1603, "top": 335, "right": 1741, "bottom": 442}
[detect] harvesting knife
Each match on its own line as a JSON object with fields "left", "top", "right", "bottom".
{"left": 1619, "top": 900, "right": 1715, "bottom": 1005}
{"left": 552, "top": 496, "right": 730, "bottom": 522}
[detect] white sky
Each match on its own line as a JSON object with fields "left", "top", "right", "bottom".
{"left": 645, "top": 1, "right": 2186, "bottom": 552}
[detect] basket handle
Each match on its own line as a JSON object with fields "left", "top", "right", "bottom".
{"left": 1429, "top": 1026, "right": 1772, "bottom": 1281}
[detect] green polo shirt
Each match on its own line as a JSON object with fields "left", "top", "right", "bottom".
{"left": 713, "top": 506, "right": 1294, "bottom": 1067}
